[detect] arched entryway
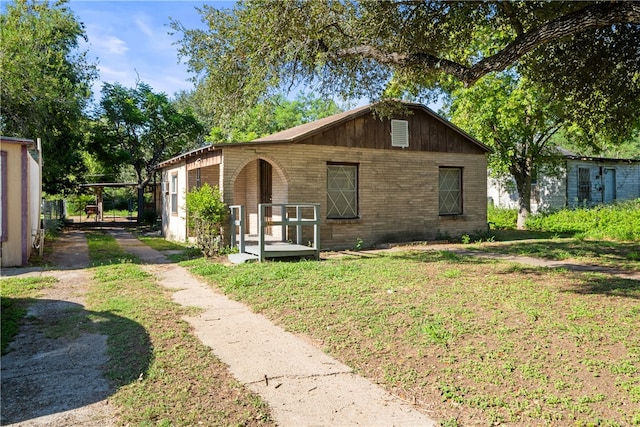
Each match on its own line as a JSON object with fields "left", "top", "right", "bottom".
{"left": 232, "top": 157, "right": 288, "bottom": 238}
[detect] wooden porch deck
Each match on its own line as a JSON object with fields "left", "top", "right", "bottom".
{"left": 244, "top": 242, "right": 318, "bottom": 258}
{"left": 229, "top": 203, "right": 321, "bottom": 263}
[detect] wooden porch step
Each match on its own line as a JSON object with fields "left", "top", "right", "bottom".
{"left": 227, "top": 252, "right": 260, "bottom": 264}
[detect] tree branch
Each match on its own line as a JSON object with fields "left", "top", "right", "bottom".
{"left": 335, "top": 2, "right": 640, "bottom": 86}
{"left": 500, "top": 1, "right": 524, "bottom": 36}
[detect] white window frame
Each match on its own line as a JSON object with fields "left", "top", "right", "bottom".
{"left": 170, "top": 173, "right": 178, "bottom": 215}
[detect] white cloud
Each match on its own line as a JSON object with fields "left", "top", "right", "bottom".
{"left": 135, "top": 16, "right": 154, "bottom": 38}
{"left": 95, "top": 36, "right": 129, "bottom": 56}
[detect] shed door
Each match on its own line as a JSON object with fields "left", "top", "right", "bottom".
{"left": 260, "top": 160, "right": 272, "bottom": 234}
{"left": 603, "top": 168, "right": 616, "bottom": 203}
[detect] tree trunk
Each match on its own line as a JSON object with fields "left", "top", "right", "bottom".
{"left": 514, "top": 172, "right": 532, "bottom": 230}
{"left": 137, "top": 184, "right": 145, "bottom": 223}
{"left": 134, "top": 169, "right": 149, "bottom": 223}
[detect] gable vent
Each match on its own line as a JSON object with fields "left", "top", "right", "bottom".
{"left": 391, "top": 119, "right": 409, "bottom": 147}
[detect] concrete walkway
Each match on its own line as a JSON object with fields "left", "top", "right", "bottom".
{"left": 110, "top": 229, "right": 437, "bottom": 426}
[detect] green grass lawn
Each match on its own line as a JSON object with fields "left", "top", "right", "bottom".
{"left": 182, "top": 250, "right": 640, "bottom": 426}
{"left": 474, "top": 235, "right": 640, "bottom": 271}
{"left": 83, "top": 232, "right": 273, "bottom": 426}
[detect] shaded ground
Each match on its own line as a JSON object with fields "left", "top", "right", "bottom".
{"left": 1, "top": 231, "right": 118, "bottom": 426}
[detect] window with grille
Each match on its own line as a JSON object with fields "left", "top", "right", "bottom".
{"left": 327, "top": 163, "right": 358, "bottom": 219}
{"left": 170, "top": 173, "right": 178, "bottom": 215}
{"left": 577, "top": 167, "right": 590, "bottom": 203}
{"left": 439, "top": 167, "right": 462, "bottom": 215}
{"left": 196, "top": 168, "right": 201, "bottom": 188}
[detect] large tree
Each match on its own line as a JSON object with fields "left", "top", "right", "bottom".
{"left": 0, "top": 0, "right": 97, "bottom": 194}
{"left": 172, "top": 1, "right": 640, "bottom": 141}
{"left": 206, "top": 92, "right": 343, "bottom": 142}
{"left": 90, "top": 82, "right": 204, "bottom": 220}
{"left": 445, "top": 73, "right": 567, "bottom": 229}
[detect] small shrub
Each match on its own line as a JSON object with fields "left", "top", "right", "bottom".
{"left": 140, "top": 209, "right": 157, "bottom": 226}
{"left": 354, "top": 237, "right": 364, "bottom": 251}
{"left": 487, "top": 205, "right": 517, "bottom": 229}
{"left": 185, "top": 184, "right": 228, "bottom": 257}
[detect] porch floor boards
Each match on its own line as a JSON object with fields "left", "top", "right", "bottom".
{"left": 244, "top": 242, "right": 318, "bottom": 258}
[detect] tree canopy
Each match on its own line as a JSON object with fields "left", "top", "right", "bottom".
{"left": 206, "top": 92, "right": 342, "bottom": 143}
{"left": 172, "top": 1, "right": 640, "bottom": 143}
{"left": 90, "top": 82, "right": 204, "bottom": 220}
{"left": 0, "top": 0, "right": 97, "bottom": 194}
{"left": 445, "top": 72, "right": 567, "bottom": 228}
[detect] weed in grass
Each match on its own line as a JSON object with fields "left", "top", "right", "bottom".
{"left": 440, "top": 268, "right": 462, "bottom": 279}
{"left": 438, "top": 382, "right": 468, "bottom": 404}
{"left": 420, "top": 316, "right": 453, "bottom": 346}
{"left": 440, "top": 417, "right": 460, "bottom": 427}
{"left": 610, "top": 360, "right": 638, "bottom": 376}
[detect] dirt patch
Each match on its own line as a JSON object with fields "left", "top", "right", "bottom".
{"left": 1, "top": 231, "right": 118, "bottom": 426}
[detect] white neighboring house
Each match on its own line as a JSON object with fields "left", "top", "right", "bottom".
{"left": 488, "top": 148, "right": 640, "bottom": 213}
{"left": 160, "top": 155, "right": 189, "bottom": 242}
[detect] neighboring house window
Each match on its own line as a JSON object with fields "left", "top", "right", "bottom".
{"left": 170, "top": 173, "right": 178, "bottom": 215}
{"left": 0, "top": 151, "right": 7, "bottom": 242}
{"left": 327, "top": 163, "right": 358, "bottom": 219}
{"left": 196, "top": 168, "right": 201, "bottom": 188}
{"left": 578, "top": 167, "right": 591, "bottom": 203}
{"left": 439, "top": 167, "right": 462, "bottom": 215}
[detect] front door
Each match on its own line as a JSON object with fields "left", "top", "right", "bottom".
{"left": 260, "top": 160, "right": 272, "bottom": 234}
{"left": 603, "top": 168, "right": 616, "bottom": 203}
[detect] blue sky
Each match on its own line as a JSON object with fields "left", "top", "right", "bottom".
{"left": 69, "top": 1, "right": 231, "bottom": 99}
{"left": 68, "top": 1, "right": 441, "bottom": 110}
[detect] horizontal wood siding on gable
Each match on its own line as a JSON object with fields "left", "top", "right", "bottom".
{"left": 303, "top": 108, "right": 484, "bottom": 154}
{"left": 186, "top": 149, "right": 222, "bottom": 170}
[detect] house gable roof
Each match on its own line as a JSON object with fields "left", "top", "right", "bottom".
{"left": 253, "top": 102, "right": 492, "bottom": 153}
{"left": 157, "top": 102, "right": 491, "bottom": 169}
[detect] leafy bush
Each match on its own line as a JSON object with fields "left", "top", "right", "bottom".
{"left": 185, "top": 184, "right": 228, "bottom": 257}
{"left": 526, "top": 199, "right": 640, "bottom": 241}
{"left": 487, "top": 205, "right": 517, "bottom": 229}
{"left": 140, "top": 209, "right": 157, "bottom": 226}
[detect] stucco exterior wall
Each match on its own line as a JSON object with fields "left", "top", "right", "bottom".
{"left": 29, "top": 155, "right": 40, "bottom": 240}
{"left": 222, "top": 143, "right": 488, "bottom": 250}
{"left": 1, "top": 139, "right": 38, "bottom": 267}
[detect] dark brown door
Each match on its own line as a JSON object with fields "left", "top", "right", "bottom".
{"left": 260, "top": 160, "right": 272, "bottom": 234}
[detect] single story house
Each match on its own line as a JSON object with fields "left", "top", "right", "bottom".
{"left": 488, "top": 148, "right": 640, "bottom": 213}
{"left": 1, "top": 136, "right": 41, "bottom": 267}
{"left": 157, "top": 102, "right": 491, "bottom": 255}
